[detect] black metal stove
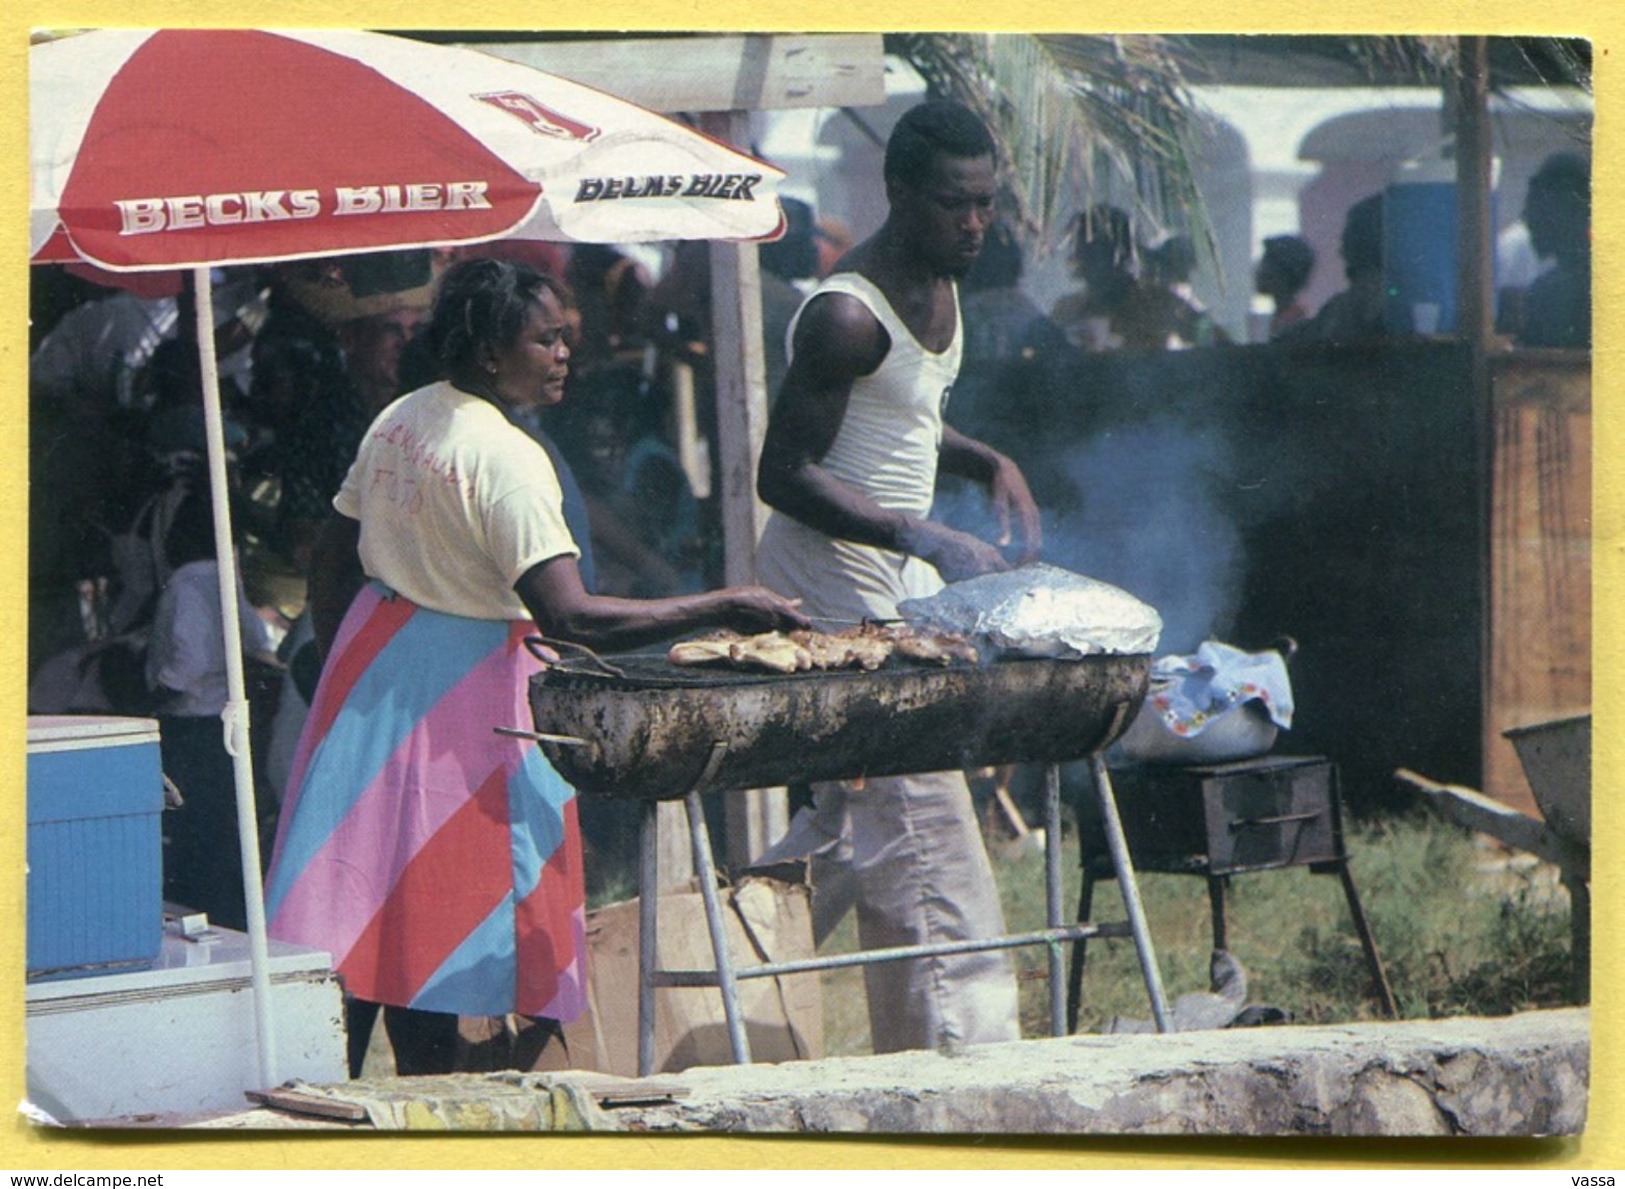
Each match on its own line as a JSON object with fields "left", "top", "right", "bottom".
{"left": 1070, "top": 753, "right": 1397, "bottom": 1027}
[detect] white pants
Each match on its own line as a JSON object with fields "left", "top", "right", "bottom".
{"left": 759, "top": 770, "right": 1020, "bottom": 1053}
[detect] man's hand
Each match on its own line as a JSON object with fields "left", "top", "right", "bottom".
{"left": 988, "top": 454, "right": 1043, "bottom": 564}
{"left": 903, "top": 520, "right": 1012, "bottom": 583}
{"left": 938, "top": 427, "right": 1043, "bottom": 566}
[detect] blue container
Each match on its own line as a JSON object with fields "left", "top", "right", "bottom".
{"left": 27, "top": 716, "right": 165, "bottom": 978}
{"left": 1383, "top": 174, "right": 1458, "bottom": 335}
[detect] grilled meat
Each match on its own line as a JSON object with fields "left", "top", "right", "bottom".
{"left": 888, "top": 626, "right": 980, "bottom": 666}
{"left": 669, "top": 624, "right": 979, "bottom": 674}
{"left": 667, "top": 631, "right": 743, "bottom": 667}
{"left": 790, "top": 626, "right": 894, "bottom": 671}
{"left": 669, "top": 629, "right": 812, "bottom": 674}
{"left": 788, "top": 630, "right": 858, "bottom": 670}
{"left": 728, "top": 632, "right": 814, "bottom": 674}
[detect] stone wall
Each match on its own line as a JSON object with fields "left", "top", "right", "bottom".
{"left": 193, "top": 1008, "right": 1587, "bottom": 1136}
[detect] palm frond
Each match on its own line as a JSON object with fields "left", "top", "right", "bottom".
{"left": 890, "top": 33, "right": 1217, "bottom": 266}
{"left": 1345, "top": 35, "right": 1460, "bottom": 86}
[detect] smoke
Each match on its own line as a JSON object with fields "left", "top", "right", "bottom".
{"left": 1044, "top": 419, "right": 1245, "bottom": 656}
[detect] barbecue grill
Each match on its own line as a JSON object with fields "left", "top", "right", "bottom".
{"left": 521, "top": 642, "right": 1173, "bottom": 1072}
{"left": 530, "top": 649, "right": 1153, "bottom": 800}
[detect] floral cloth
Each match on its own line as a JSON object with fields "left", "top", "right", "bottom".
{"left": 1143, "top": 640, "right": 1294, "bottom": 739}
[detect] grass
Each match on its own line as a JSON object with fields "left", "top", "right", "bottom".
{"left": 816, "top": 809, "right": 1579, "bottom": 1057}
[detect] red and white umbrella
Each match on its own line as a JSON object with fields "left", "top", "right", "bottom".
{"left": 32, "top": 28, "right": 785, "bottom": 269}
{"left": 29, "top": 27, "right": 785, "bottom": 1094}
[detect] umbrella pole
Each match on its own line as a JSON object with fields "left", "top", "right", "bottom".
{"left": 191, "top": 265, "right": 279, "bottom": 1087}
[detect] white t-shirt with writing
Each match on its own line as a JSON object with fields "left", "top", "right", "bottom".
{"left": 334, "top": 382, "right": 579, "bottom": 622}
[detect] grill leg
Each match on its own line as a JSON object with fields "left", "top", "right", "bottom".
{"left": 1565, "top": 871, "right": 1590, "bottom": 1003}
{"left": 1090, "top": 754, "right": 1172, "bottom": 1032}
{"left": 1336, "top": 860, "right": 1399, "bottom": 1018}
{"left": 1066, "top": 875, "right": 1095, "bottom": 1034}
{"left": 686, "top": 787, "right": 753, "bottom": 1065}
{"left": 1207, "top": 875, "right": 1229, "bottom": 952}
{"left": 637, "top": 798, "right": 661, "bottom": 1076}
{"left": 1044, "top": 762, "right": 1066, "bottom": 1037}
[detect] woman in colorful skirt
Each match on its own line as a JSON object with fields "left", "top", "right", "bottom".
{"left": 263, "top": 257, "right": 806, "bottom": 1075}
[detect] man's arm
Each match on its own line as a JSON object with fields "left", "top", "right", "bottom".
{"left": 757, "top": 294, "right": 1010, "bottom": 581}
{"left": 939, "top": 424, "right": 1043, "bottom": 564}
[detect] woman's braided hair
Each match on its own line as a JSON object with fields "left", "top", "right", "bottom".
{"left": 425, "top": 256, "right": 567, "bottom": 374}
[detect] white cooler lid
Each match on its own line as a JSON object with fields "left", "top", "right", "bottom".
{"left": 27, "top": 715, "right": 162, "bottom": 753}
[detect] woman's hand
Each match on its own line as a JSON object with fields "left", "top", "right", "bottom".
{"left": 517, "top": 556, "right": 808, "bottom": 651}
{"left": 719, "top": 587, "right": 809, "bottom": 633}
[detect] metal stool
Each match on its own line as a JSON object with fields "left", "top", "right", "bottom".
{"left": 1068, "top": 754, "right": 1397, "bottom": 1031}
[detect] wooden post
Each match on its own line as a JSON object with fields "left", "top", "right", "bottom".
{"left": 704, "top": 108, "right": 787, "bottom": 867}
{"left": 702, "top": 109, "right": 773, "bottom": 587}
{"left": 1453, "top": 35, "right": 1497, "bottom": 792}
{"left": 1455, "top": 36, "right": 1495, "bottom": 352}
{"left": 668, "top": 358, "right": 711, "bottom": 500}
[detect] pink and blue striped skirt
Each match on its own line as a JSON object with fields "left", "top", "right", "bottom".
{"left": 264, "top": 582, "right": 586, "bottom": 1021}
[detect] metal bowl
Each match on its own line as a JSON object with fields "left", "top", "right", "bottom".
{"left": 1505, "top": 714, "right": 1591, "bottom": 847}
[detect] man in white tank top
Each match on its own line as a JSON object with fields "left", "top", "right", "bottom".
{"left": 754, "top": 101, "right": 1043, "bottom": 1053}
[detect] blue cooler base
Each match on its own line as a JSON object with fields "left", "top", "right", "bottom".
{"left": 27, "top": 716, "right": 166, "bottom": 979}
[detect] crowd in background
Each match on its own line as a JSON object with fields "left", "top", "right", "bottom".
{"left": 25, "top": 148, "right": 1590, "bottom": 930}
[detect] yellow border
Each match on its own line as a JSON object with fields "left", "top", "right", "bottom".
{"left": 3, "top": 2, "right": 1618, "bottom": 1172}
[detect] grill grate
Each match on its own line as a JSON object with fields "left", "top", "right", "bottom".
{"left": 539, "top": 648, "right": 994, "bottom": 692}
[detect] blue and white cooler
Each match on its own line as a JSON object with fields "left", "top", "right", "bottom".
{"left": 25, "top": 715, "right": 346, "bottom": 1123}
{"left": 26, "top": 714, "right": 165, "bottom": 979}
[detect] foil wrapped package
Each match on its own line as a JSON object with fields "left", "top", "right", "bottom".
{"left": 899, "top": 563, "right": 1162, "bottom": 658}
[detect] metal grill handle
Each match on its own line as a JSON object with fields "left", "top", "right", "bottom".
{"left": 1229, "top": 810, "right": 1320, "bottom": 832}
{"left": 524, "top": 635, "right": 628, "bottom": 679}
{"left": 494, "top": 725, "right": 594, "bottom": 749}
